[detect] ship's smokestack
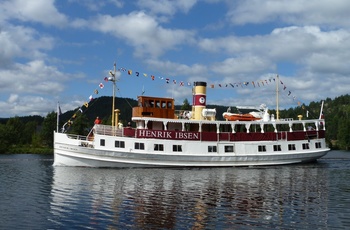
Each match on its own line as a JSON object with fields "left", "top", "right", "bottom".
{"left": 192, "top": 82, "right": 207, "bottom": 120}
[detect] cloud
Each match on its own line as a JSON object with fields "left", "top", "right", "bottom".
{"left": 0, "top": 60, "right": 68, "bottom": 95}
{"left": 0, "top": 24, "right": 55, "bottom": 66}
{"left": 211, "top": 57, "right": 274, "bottom": 76}
{"left": 87, "top": 11, "right": 196, "bottom": 58}
{"left": 227, "top": 0, "right": 350, "bottom": 28}
{"left": 0, "top": 0, "right": 68, "bottom": 26}
{"left": 68, "top": 0, "right": 124, "bottom": 11}
{"left": 1, "top": 94, "right": 56, "bottom": 117}
{"left": 145, "top": 59, "right": 207, "bottom": 76}
{"left": 136, "top": 0, "right": 198, "bottom": 16}
{"left": 198, "top": 25, "right": 350, "bottom": 68}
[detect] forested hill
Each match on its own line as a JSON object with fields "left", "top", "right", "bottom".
{"left": 0, "top": 94, "right": 349, "bottom": 152}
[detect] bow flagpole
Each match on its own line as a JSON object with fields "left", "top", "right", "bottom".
{"left": 57, "top": 101, "right": 61, "bottom": 132}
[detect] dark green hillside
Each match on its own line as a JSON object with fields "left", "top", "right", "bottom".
{"left": 60, "top": 96, "right": 138, "bottom": 127}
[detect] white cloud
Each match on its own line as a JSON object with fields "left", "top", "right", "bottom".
{"left": 0, "top": 0, "right": 68, "bottom": 26}
{"left": 88, "top": 11, "right": 196, "bottom": 58}
{"left": 1, "top": 94, "right": 56, "bottom": 117}
{"left": 211, "top": 56, "right": 274, "bottom": 75}
{"left": 0, "top": 60, "right": 68, "bottom": 95}
{"left": 8, "top": 94, "right": 19, "bottom": 104}
{"left": 68, "top": 0, "right": 124, "bottom": 11}
{"left": 136, "top": 0, "right": 198, "bottom": 16}
{"left": 0, "top": 24, "right": 54, "bottom": 66}
{"left": 145, "top": 59, "right": 207, "bottom": 76}
{"left": 227, "top": 0, "right": 350, "bottom": 28}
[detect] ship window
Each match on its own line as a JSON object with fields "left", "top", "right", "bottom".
{"left": 173, "top": 145, "right": 182, "bottom": 152}
{"left": 208, "top": 146, "right": 217, "bottom": 152}
{"left": 315, "top": 142, "right": 322, "bottom": 149}
{"left": 100, "top": 139, "right": 105, "bottom": 146}
{"left": 302, "top": 143, "right": 310, "bottom": 149}
{"left": 224, "top": 145, "right": 234, "bottom": 153}
{"left": 167, "top": 101, "right": 172, "bottom": 109}
{"left": 144, "top": 100, "right": 150, "bottom": 107}
{"left": 154, "top": 144, "right": 164, "bottom": 151}
{"left": 135, "top": 142, "right": 145, "bottom": 150}
{"left": 115, "top": 141, "right": 125, "bottom": 148}
{"left": 258, "top": 145, "right": 266, "bottom": 152}
{"left": 273, "top": 145, "right": 282, "bottom": 151}
{"left": 161, "top": 101, "right": 166, "bottom": 108}
{"left": 288, "top": 144, "right": 296, "bottom": 151}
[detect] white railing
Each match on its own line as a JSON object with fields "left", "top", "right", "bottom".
{"left": 94, "top": 124, "right": 123, "bottom": 136}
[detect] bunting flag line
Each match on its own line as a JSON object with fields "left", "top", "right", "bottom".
{"left": 61, "top": 64, "right": 304, "bottom": 132}
{"left": 62, "top": 71, "right": 114, "bottom": 132}
{"left": 114, "top": 66, "right": 303, "bottom": 107}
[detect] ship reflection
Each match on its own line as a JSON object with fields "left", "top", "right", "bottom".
{"left": 50, "top": 164, "right": 329, "bottom": 229}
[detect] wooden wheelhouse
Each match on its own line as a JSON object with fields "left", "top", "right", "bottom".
{"left": 132, "top": 96, "right": 176, "bottom": 119}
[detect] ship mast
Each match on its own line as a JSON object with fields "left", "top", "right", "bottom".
{"left": 276, "top": 74, "right": 279, "bottom": 120}
{"left": 109, "top": 62, "right": 117, "bottom": 127}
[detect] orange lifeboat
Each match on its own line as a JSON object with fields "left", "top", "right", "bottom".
{"left": 223, "top": 104, "right": 268, "bottom": 121}
{"left": 223, "top": 112, "right": 262, "bottom": 121}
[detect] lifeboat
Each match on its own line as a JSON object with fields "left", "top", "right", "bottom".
{"left": 223, "top": 112, "right": 262, "bottom": 121}
{"left": 223, "top": 104, "right": 268, "bottom": 121}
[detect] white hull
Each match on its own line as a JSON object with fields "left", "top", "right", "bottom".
{"left": 54, "top": 130, "right": 329, "bottom": 168}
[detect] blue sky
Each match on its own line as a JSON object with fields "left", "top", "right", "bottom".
{"left": 1, "top": 0, "right": 350, "bottom": 118}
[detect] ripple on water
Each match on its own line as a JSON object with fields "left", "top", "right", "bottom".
{"left": 1, "top": 152, "right": 350, "bottom": 229}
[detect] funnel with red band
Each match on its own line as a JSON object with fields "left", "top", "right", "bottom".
{"left": 192, "top": 82, "right": 207, "bottom": 120}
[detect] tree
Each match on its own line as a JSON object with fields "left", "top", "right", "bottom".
{"left": 6, "top": 116, "right": 24, "bottom": 145}
{"left": 22, "top": 121, "right": 38, "bottom": 145}
{"left": 181, "top": 98, "right": 191, "bottom": 111}
{"left": 40, "top": 111, "right": 57, "bottom": 147}
{"left": 0, "top": 124, "right": 9, "bottom": 153}
{"left": 68, "top": 114, "right": 90, "bottom": 136}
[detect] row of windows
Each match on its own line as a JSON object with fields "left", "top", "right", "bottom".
{"left": 258, "top": 142, "right": 322, "bottom": 152}
{"left": 102, "top": 140, "right": 226, "bottom": 153}
{"left": 101, "top": 139, "right": 322, "bottom": 153}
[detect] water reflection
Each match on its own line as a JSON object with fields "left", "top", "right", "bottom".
{"left": 50, "top": 164, "right": 330, "bottom": 229}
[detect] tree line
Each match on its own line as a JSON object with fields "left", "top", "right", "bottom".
{"left": 0, "top": 94, "right": 349, "bottom": 154}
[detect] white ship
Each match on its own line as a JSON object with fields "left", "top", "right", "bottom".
{"left": 53, "top": 72, "right": 329, "bottom": 167}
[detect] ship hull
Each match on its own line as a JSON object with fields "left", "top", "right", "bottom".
{"left": 53, "top": 131, "right": 329, "bottom": 168}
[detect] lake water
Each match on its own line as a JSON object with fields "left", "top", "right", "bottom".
{"left": 0, "top": 151, "right": 349, "bottom": 229}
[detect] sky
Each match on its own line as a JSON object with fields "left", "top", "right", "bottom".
{"left": 1, "top": 0, "right": 350, "bottom": 119}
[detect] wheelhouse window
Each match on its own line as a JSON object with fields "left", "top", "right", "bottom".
{"left": 208, "top": 146, "right": 217, "bottom": 153}
{"left": 288, "top": 144, "right": 296, "bottom": 151}
{"left": 273, "top": 145, "right": 282, "bottom": 151}
{"left": 173, "top": 145, "right": 182, "bottom": 152}
{"left": 115, "top": 141, "right": 125, "bottom": 148}
{"left": 258, "top": 145, "right": 266, "bottom": 152}
{"left": 135, "top": 142, "right": 145, "bottom": 150}
{"left": 154, "top": 144, "right": 164, "bottom": 151}
{"left": 224, "top": 145, "right": 234, "bottom": 153}
{"left": 302, "top": 143, "right": 310, "bottom": 150}
{"left": 315, "top": 142, "right": 322, "bottom": 149}
{"left": 100, "top": 139, "right": 105, "bottom": 146}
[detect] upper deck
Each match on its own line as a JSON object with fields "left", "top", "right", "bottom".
{"left": 132, "top": 96, "right": 176, "bottom": 119}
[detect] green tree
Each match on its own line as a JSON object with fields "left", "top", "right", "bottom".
{"left": 68, "top": 114, "right": 90, "bottom": 136}
{"left": 181, "top": 98, "right": 191, "bottom": 110}
{"left": 0, "top": 124, "right": 10, "bottom": 153}
{"left": 40, "top": 111, "right": 57, "bottom": 147}
{"left": 337, "top": 105, "right": 350, "bottom": 150}
{"left": 6, "top": 116, "right": 25, "bottom": 145}
{"left": 22, "top": 121, "right": 38, "bottom": 145}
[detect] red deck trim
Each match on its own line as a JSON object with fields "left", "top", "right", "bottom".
{"left": 126, "top": 128, "right": 325, "bottom": 142}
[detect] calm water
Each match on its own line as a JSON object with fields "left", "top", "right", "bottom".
{"left": 0, "top": 151, "right": 349, "bottom": 229}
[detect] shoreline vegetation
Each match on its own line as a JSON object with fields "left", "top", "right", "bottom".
{"left": 1, "top": 95, "right": 349, "bottom": 154}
